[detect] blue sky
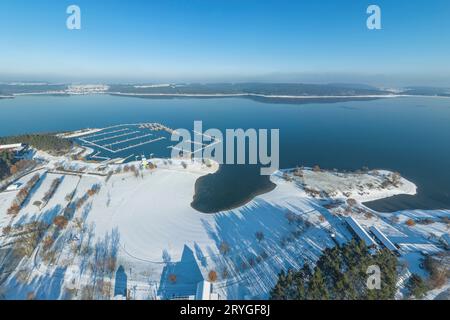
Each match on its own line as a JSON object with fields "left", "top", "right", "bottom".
{"left": 0, "top": 0, "right": 449, "bottom": 85}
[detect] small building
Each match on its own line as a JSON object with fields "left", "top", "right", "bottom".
{"left": 345, "top": 217, "right": 378, "bottom": 248}
{"left": 0, "top": 143, "right": 24, "bottom": 151}
{"left": 369, "top": 226, "right": 399, "bottom": 253}
{"left": 195, "top": 281, "right": 219, "bottom": 300}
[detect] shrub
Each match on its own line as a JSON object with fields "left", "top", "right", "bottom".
{"left": 219, "top": 242, "right": 230, "bottom": 255}
{"left": 424, "top": 254, "right": 449, "bottom": 289}
{"left": 347, "top": 198, "right": 357, "bottom": 207}
{"left": 26, "top": 292, "right": 35, "bottom": 300}
{"left": 441, "top": 216, "right": 450, "bottom": 226}
{"left": 87, "top": 184, "right": 101, "bottom": 197}
{"left": 221, "top": 268, "right": 229, "bottom": 279}
{"left": 293, "top": 168, "right": 303, "bottom": 177}
{"left": 2, "top": 225, "right": 12, "bottom": 236}
{"left": 106, "top": 171, "right": 114, "bottom": 182}
{"left": 364, "top": 211, "right": 374, "bottom": 219}
{"left": 168, "top": 274, "right": 177, "bottom": 283}
{"left": 10, "top": 164, "right": 18, "bottom": 175}
{"left": 42, "top": 236, "right": 54, "bottom": 251}
{"left": 73, "top": 217, "right": 84, "bottom": 230}
{"left": 106, "top": 257, "right": 117, "bottom": 273}
{"left": 42, "top": 178, "right": 62, "bottom": 203}
{"left": 7, "top": 203, "right": 20, "bottom": 215}
{"left": 65, "top": 191, "right": 75, "bottom": 202}
{"left": 260, "top": 251, "right": 269, "bottom": 260}
{"left": 407, "top": 274, "right": 428, "bottom": 299}
{"left": 416, "top": 218, "right": 434, "bottom": 225}
{"left": 285, "top": 211, "right": 297, "bottom": 224}
{"left": 390, "top": 216, "right": 400, "bottom": 224}
{"left": 255, "top": 231, "right": 265, "bottom": 242}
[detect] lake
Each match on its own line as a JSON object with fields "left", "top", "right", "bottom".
{"left": 1, "top": 94, "right": 450, "bottom": 213}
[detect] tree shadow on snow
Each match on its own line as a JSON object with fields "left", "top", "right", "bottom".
{"left": 157, "top": 245, "right": 203, "bottom": 300}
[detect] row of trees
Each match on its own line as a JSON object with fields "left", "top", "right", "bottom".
{"left": 270, "top": 240, "right": 398, "bottom": 300}
{"left": 63, "top": 184, "right": 101, "bottom": 219}
{"left": 42, "top": 177, "right": 62, "bottom": 203}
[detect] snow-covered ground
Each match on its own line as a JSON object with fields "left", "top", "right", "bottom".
{"left": 0, "top": 150, "right": 448, "bottom": 300}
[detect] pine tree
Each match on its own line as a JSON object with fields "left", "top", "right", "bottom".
{"left": 407, "top": 274, "right": 428, "bottom": 299}
{"left": 269, "top": 270, "right": 287, "bottom": 300}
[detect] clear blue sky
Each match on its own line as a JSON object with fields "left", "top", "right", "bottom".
{"left": 1, "top": 0, "right": 449, "bottom": 86}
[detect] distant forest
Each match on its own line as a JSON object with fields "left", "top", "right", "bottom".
{"left": 109, "top": 83, "right": 389, "bottom": 96}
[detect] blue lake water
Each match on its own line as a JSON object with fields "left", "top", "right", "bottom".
{"left": 1, "top": 94, "right": 450, "bottom": 212}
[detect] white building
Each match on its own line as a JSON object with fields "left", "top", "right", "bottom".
{"left": 195, "top": 281, "right": 219, "bottom": 300}
{"left": 0, "top": 143, "right": 23, "bottom": 151}
{"left": 370, "top": 226, "right": 398, "bottom": 252}
{"left": 6, "top": 183, "right": 22, "bottom": 191}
